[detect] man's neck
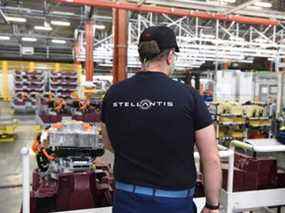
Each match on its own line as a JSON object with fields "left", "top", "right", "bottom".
{"left": 142, "top": 65, "right": 169, "bottom": 75}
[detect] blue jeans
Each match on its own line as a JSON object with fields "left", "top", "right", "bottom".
{"left": 112, "top": 190, "right": 197, "bottom": 213}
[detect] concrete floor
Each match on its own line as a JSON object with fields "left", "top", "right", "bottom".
{"left": 0, "top": 101, "right": 284, "bottom": 213}
{"left": 0, "top": 118, "right": 37, "bottom": 213}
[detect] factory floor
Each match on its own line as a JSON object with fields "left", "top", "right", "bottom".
{"left": 0, "top": 101, "right": 284, "bottom": 213}
{"left": 0, "top": 101, "right": 114, "bottom": 213}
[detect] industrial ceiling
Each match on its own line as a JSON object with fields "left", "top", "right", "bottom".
{"left": 0, "top": 0, "right": 284, "bottom": 63}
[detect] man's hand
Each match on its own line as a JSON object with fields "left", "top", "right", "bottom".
{"left": 201, "top": 207, "right": 219, "bottom": 213}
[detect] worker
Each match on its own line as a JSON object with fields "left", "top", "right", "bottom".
{"left": 32, "top": 129, "right": 55, "bottom": 172}
{"left": 101, "top": 26, "right": 222, "bottom": 213}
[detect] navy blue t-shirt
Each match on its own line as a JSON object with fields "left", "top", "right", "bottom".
{"left": 101, "top": 71, "right": 212, "bottom": 190}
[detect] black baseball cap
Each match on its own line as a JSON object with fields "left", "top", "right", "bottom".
{"left": 139, "top": 26, "right": 180, "bottom": 53}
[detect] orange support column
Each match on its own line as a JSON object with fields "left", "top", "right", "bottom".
{"left": 85, "top": 21, "right": 94, "bottom": 82}
{"left": 113, "top": 1, "right": 128, "bottom": 84}
{"left": 223, "top": 62, "right": 229, "bottom": 70}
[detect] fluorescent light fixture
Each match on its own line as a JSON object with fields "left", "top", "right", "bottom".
{"left": 222, "top": 0, "right": 236, "bottom": 3}
{"left": 94, "top": 25, "right": 106, "bottom": 30}
{"left": 247, "top": 5, "right": 263, "bottom": 10}
{"left": 254, "top": 37, "right": 269, "bottom": 43}
{"left": 254, "top": 1, "right": 272, "bottom": 8}
{"left": 51, "top": 39, "right": 66, "bottom": 44}
{"left": 0, "top": 36, "right": 10, "bottom": 40}
{"left": 201, "top": 34, "right": 215, "bottom": 39}
{"left": 51, "top": 20, "right": 71, "bottom": 26}
{"left": 34, "top": 25, "right": 53, "bottom": 31}
{"left": 51, "top": 11, "right": 75, "bottom": 16}
{"left": 230, "top": 36, "right": 245, "bottom": 42}
{"left": 22, "top": 37, "right": 37, "bottom": 42}
{"left": 6, "top": 17, "right": 27, "bottom": 23}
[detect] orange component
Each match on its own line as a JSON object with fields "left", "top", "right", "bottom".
{"left": 55, "top": 99, "right": 66, "bottom": 113}
{"left": 32, "top": 139, "right": 41, "bottom": 153}
{"left": 55, "top": 0, "right": 280, "bottom": 26}
{"left": 42, "top": 149, "right": 55, "bottom": 161}
{"left": 52, "top": 122, "right": 64, "bottom": 129}
{"left": 80, "top": 99, "right": 90, "bottom": 112}
{"left": 83, "top": 123, "right": 92, "bottom": 131}
{"left": 20, "top": 92, "right": 28, "bottom": 102}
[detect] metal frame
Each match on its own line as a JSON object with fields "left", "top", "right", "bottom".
{"left": 127, "top": 0, "right": 285, "bottom": 21}
{"left": 76, "top": 13, "right": 285, "bottom": 69}
{"left": 21, "top": 140, "right": 285, "bottom": 213}
{"left": 56, "top": 0, "right": 281, "bottom": 25}
{"left": 223, "top": 140, "right": 285, "bottom": 213}
{"left": 223, "top": 0, "right": 262, "bottom": 15}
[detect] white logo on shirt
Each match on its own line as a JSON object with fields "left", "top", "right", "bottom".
{"left": 113, "top": 99, "right": 174, "bottom": 110}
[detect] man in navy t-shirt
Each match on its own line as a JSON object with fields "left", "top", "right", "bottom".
{"left": 101, "top": 26, "right": 221, "bottom": 213}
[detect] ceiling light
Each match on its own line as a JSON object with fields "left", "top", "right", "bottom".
{"left": 51, "top": 11, "right": 75, "bottom": 16}
{"left": 22, "top": 37, "right": 37, "bottom": 42}
{"left": 6, "top": 17, "right": 27, "bottom": 23}
{"left": 247, "top": 5, "right": 263, "bottom": 10}
{"left": 51, "top": 20, "right": 71, "bottom": 27}
{"left": 34, "top": 26, "right": 53, "bottom": 31}
{"left": 230, "top": 36, "right": 245, "bottom": 42}
{"left": 254, "top": 1, "right": 272, "bottom": 8}
{"left": 94, "top": 25, "right": 106, "bottom": 30}
{"left": 201, "top": 34, "right": 215, "bottom": 39}
{"left": 222, "top": 0, "right": 236, "bottom": 3}
{"left": 0, "top": 36, "right": 10, "bottom": 40}
{"left": 51, "top": 39, "right": 66, "bottom": 44}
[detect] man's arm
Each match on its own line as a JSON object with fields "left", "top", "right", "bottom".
{"left": 195, "top": 124, "right": 222, "bottom": 211}
{"left": 101, "top": 123, "right": 113, "bottom": 153}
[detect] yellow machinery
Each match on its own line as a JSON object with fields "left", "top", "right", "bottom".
{"left": 83, "top": 83, "right": 97, "bottom": 100}
{"left": 0, "top": 116, "right": 17, "bottom": 142}
{"left": 213, "top": 101, "right": 271, "bottom": 142}
{"left": 216, "top": 102, "right": 245, "bottom": 141}
{"left": 243, "top": 103, "right": 271, "bottom": 128}
{"left": 82, "top": 80, "right": 107, "bottom": 100}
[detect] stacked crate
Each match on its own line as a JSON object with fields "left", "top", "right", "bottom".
{"left": 12, "top": 70, "right": 46, "bottom": 113}
{"left": 50, "top": 71, "right": 78, "bottom": 100}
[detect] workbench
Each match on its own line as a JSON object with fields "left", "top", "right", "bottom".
{"left": 221, "top": 139, "right": 285, "bottom": 213}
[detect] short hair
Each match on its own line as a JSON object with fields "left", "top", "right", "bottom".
{"left": 138, "top": 40, "right": 171, "bottom": 64}
{"left": 140, "top": 49, "right": 172, "bottom": 65}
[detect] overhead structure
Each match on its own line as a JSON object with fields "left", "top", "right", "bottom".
{"left": 223, "top": 0, "right": 262, "bottom": 15}
{"left": 56, "top": 0, "right": 279, "bottom": 25}
{"left": 127, "top": 0, "right": 285, "bottom": 20}
{"left": 57, "top": 0, "right": 285, "bottom": 72}
{"left": 75, "top": 13, "right": 285, "bottom": 69}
